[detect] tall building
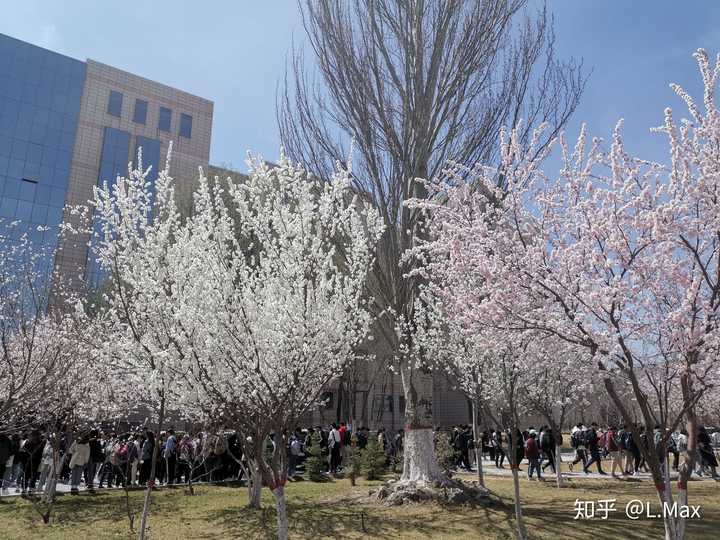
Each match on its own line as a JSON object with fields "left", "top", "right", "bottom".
{"left": 0, "top": 32, "right": 470, "bottom": 430}
{"left": 0, "top": 33, "right": 213, "bottom": 291}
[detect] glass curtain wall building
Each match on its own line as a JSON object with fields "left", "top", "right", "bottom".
{"left": 0, "top": 34, "right": 85, "bottom": 277}
{"left": 0, "top": 32, "right": 214, "bottom": 295}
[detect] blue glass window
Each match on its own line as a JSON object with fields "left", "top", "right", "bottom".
{"left": 159, "top": 106, "right": 171, "bottom": 132}
{"left": 134, "top": 136, "right": 161, "bottom": 187}
{"left": 107, "top": 90, "right": 123, "bottom": 117}
{"left": 86, "top": 127, "right": 131, "bottom": 289}
{"left": 179, "top": 113, "right": 192, "bottom": 138}
{"left": 133, "top": 98, "right": 148, "bottom": 124}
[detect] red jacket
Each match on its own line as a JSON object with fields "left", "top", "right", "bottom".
{"left": 338, "top": 426, "right": 347, "bottom": 447}
{"left": 524, "top": 437, "right": 539, "bottom": 459}
{"left": 605, "top": 430, "right": 618, "bottom": 452}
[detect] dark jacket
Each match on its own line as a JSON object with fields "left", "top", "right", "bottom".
{"left": 89, "top": 438, "right": 104, "bottom": 462}
{"left": 0, "top": 433, "right": 12, "bottom": 464}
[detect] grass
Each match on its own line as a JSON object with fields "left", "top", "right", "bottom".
{"left": 0, "top": 474, "right": 718, "bottom": 539}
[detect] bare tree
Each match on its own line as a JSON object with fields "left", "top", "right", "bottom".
{"left": 279, "top": 0, "right": 585, "bottom": 482}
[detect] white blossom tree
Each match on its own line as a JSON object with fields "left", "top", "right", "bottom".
{"left": 171, "top": 156, "right": 383, "bottom": 540}
{"left": 0, "top": 222, "right": 73, "bottom": 429}
{"left": 72, "top": 148, "right": 197, "bottom": 540}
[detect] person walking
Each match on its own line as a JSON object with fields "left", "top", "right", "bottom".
{"left": 540, "top": 426, "right": 557, "bottom": 473}
{"left": 605, "top": 425, "right": 623, "bottom": 477}
{"left": 525, "top": 431, "right": 542, "bottom": 480}
{"left": 584, "top": 423, "right": 607, "bottom": 475}
{"left": 69, "top": 434, "right": 91, "bottom": 495}
{"left": 493, "top": 430, "right": 506, "bottom": 468}
{"left": 569, "top": 425, "right": 587, "bottom": 472}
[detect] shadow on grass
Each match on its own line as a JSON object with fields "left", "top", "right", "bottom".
{"left": 203, "top": 491, "right": 502, "bottom": 539}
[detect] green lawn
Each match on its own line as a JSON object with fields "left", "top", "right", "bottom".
{"left": 0, "top": 474, "right": 718, "bottom": 539}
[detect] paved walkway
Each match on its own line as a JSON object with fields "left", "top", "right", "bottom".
{"left": 455, "top": 454, "right": 720, "bottom": 482}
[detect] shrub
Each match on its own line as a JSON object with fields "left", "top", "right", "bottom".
{"left": 305, "top": 432, "right": 327, "bottom": 482}
{"left": 434, "top": 431, "right": 457, "bottom": 475}
{"left": 361, "top": 436, "right": 387, "bottom": 480}
{"left": 345, "top": 437, "right": 363, "bottom": 486}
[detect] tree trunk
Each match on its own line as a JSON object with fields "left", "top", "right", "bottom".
{"left": 510, "top": 465, "right": 527, "bottom": 540}
{"left": 554, "top": 443, "right": 564, "bottom": 488}
{"left": 272, "top": 485, "right": 289, "bottom": 540}
{"left": 399, "top": 363, "right": 448, "bottom": 484}
{"left": 138, "top": 397, "right": 165, "bottom": 540}
{"left": 248, "top": 460, "right": 262, "bottom": 509}
{"left": 472, "top": 401, "right": 484, "bottom": 486}
{"left": 602, "top": 375, "right": 688, "bottom": 540}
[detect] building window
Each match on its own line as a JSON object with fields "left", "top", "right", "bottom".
{"left": 159, "top": 107, "right": 171, "bottom": 132}
{"left": 107, "top": 90, "right": 123, "bottom": 117}
{"left": 133, "top": 99, "right": 148, "bottom": 124}
{"left": 179, "top": 113, "right": 192, "bottom": 138}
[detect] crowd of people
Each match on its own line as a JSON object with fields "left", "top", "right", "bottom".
{"left": 0, "top": 427, "right": 247, "bottom": 497}
{"left": 466, "top": 423, "right": 720, "bottom": 481}
{"left": 1, "top": 420, "right": 718, "bottom": 496}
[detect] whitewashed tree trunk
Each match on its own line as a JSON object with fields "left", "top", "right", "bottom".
{"left": 554, "top": 444, "right": 564, "bottom": 488}
{"left": 656, "top": 487, "right": 680, "bottom": 540}
{"left": 472, "top": 401, "right": 484, "bottom": 486}
{"left": 401, "top": 428, "right": 447, "bottom": 483}
{"left": 248, "top": 460, "right": 262, "bottom": 509}
{"left": 138, "top": 399, "right": 165, "bottom": 540}
{"left": 400, "top": 364, "right": 449, "bottom": 485}
{"left": 272, "top": 486, "right": 289, "bottom": 540}
{"left": 510, "top": 466, "right": 527, "bottom": 540}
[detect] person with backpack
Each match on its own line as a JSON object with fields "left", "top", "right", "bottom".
{"left": 540, "top": 426, "right": 557, "bottom": 473}
{"left": 569, "top": 424, "right": 587, "bottom": 471}
{"left": 667, "top": 429, "right": 679, "bottom": 472}
{"left": 584, "top": 422, "right": 607, "bottom": 475}
{"left": 605, "top": 425, "right": 622, "bottom": 477}
{"left": 677, "top": 429, "right": 689, "bottom": 471}
{"left": 616, "top": 425, "right": 628, "bottom": 472}
{"left": 524, "top": 430, "right": 542, "bottom": 480}
{"left": 328, "top": 423, "right": 342, "bottom": 474}
{"left": 624, "top": 426, "right": 641, "bottom": 475}
{"left": 697, "top": 426, "right": 719, "bottom": 479}
{"left": 492, "top": 430, "right": 505, "bottom": 468}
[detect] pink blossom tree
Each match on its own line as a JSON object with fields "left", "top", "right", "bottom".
{"left": 410, "top": 49, "right": 720, "bottom": 540}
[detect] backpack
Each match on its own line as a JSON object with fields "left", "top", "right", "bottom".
{"left": 616, "top": 431, "right": 626, "bottom": 449}
{"left": 116, "top": 443, "right": 129, "bottom": 461}
{"left": 571, "top": 431, "right": 582, "bottom": 449}
{"left": 343, "top": 430, "right": 351, "bottom": 446}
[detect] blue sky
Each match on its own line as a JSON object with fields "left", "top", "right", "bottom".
{"left": 1, "top": 0, "right": 719, "bottom": 170}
